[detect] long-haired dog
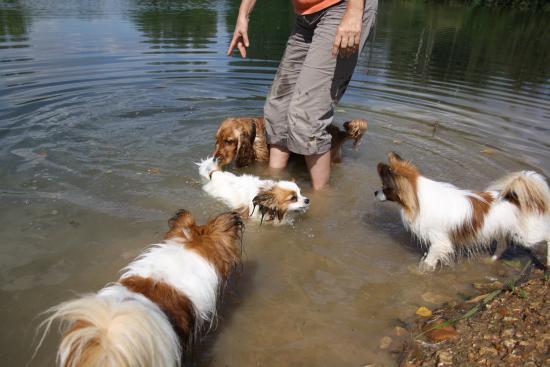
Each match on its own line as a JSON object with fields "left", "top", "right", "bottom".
{"left": 36, "top": 210, "right": 242, "bottom": 366}
{"left": 213, "top": 116, "right": 368, "bottom": 168}
{"left": 198, "top": 157, "right": 310, "bottom": 224}
{"left": 375, "top": 152, "right": 550, "bottom": 271}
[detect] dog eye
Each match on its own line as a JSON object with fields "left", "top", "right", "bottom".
{"left": 290, "top": 195, "right": 297, "bottom": 201}
{"left": 224, "top": 139, "right": 234, "bottom": 144}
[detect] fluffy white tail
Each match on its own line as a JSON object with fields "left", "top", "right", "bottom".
{"left": 490, "top": 171, "right": 550, "bottom": 213}
{"left": 197, "top": 156, "right": 219, "bottom": 181}
{"left": 36, "top": 286, "right": 180, "bottom": 367}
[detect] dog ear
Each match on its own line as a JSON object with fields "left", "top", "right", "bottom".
{"left": 235, "top": 128, "right": 255, "bottom": 167}
{"left": 166, "top": 209, "right": 196, "bottom": 240}
{"left": 388, "top": 151, "right": 404, "bottom": 164}
{"left": 252, "top": 191, "right": 286, "bottom": 224}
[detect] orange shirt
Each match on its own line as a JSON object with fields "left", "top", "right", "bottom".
{"left": 292, "top": 0, "right": 342, "bottom": 15}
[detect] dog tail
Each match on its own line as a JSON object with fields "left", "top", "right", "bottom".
{"left": 197, "top": 156, "right": 220, "bottom": 181}
{"left": 490, "top": 171, "right": 550, "bottom": 214}
{"left": 34, "top": 286, "right": 180, "bottom": 367}
{"left": 343, "top": 119, "right": 368, "bottom": 147}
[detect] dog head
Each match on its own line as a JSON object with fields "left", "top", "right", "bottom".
{"left": 375, "top": 152, "right": 420, "bottom": 218}
{"left": 214, "top": 117, "right": 257, "bottom": 168}
{"left": 165, "top": 210, "right": 243, "bottom": 277}
{"left": 252, "top": 180, "right": 309, "bottom": 223}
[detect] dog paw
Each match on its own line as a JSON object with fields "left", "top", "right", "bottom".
{"left": 418, "top": 260, "right": 437, "bottom": 273}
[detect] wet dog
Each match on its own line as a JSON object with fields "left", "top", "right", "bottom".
{"left": 198, "top": 156, "right": 309, "bottom": 224}
{"left": 36, "top": 210, "right": 243, "bottom": 366}
{"left": 375, "top": 152, "right": 550, "bottom": 271}
{"left": 213, "top": 116, "right": 368, "bottom": 168}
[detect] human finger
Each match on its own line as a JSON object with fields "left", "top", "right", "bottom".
{"left": 227, "top": 33, "right": 239, "bottom": 56}
{"left": 237, "top": 40, "right": 247, "bottom": 58}
{"left": 332, "top": 33, "right": 342, "bottom": 57}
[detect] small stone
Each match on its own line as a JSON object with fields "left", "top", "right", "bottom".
{"left": 379, "top": 336, "right": 392, "bottom": 350}
{"left": 473, "top": 281, "right": 503, "bottom": 290}
{"left": 394, "top": 326, "right": 407, "bottom": 337}
{"left": 435, "top": 350, "right": 453, "bottom": 366}
{"left": 421, "top": 292, "right": 448, "bottom": 304}
{"left": 503, "top": 339, "right": 516, "bottom": 349}
{"left": 479, "top": 346, "right": 498, "bottom": 356}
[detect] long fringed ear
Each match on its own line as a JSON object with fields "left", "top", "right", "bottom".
{"left": 235, "top": 129, "right": 255, "bottom": 168}
{"left": 165, "top": 209, "right": 197, "bottom": 240}
{"left": 388, "top": 151, "right": 404, "bottom": 164}
{"left": 252, "top": 191, "right": 286, "bottom": 224}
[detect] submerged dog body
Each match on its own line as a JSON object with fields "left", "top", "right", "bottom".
{"left": 375, "top": 152, "right": 550, "bottom": 271}
{"left": 198, "top": 157, "right": 310, "bottom": 224}
{"left": 213, "top": 116, "right": 368, "bottom": 168}
{"left": 38, "top": 210, "right": 242, "bottom": 367}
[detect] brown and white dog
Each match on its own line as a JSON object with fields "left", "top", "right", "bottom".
{"left": 375, "top": 152, "right": 550, "bottom": 271}
{"left": 198, "top": 156, "right": 309, "bottom": 224}
{"left": 36, "top": 210, "right": 242, "bottom": 366}
{"left": 213, "top": 116, "right": 368, "bottom": 168}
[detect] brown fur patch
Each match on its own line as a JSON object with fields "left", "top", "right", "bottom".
{"left": 502, "top": 176, "right": 547, "bottom": 213}
{"left": 452, "top": 192, "right": 494, "bottom": 244}
{"left": 214, "top": 117, "right": 268, "bottom": 168}
{"left": 164, "top": 209, "right": 196, "bottom": 241}
{"left": 164, "top": 210, "right": 242, "bottom": 278}
{"left": 252, "top": 186, "right": 296, "bottom": 223}
{"left": 377, "top": 152, "right": 421, "bottom": 220}
{"left": 120, "top": 276, "right": 196, "bottom": 341}
{"left": 328, "top": 119, "right": 368, "bottom": 163}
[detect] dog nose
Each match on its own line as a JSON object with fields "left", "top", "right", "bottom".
{"left": 304, "top": 198, "right": 310, "bottom": 204}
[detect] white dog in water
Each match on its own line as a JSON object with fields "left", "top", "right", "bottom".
{"left": 198, "top": 157, "right": 310, "bottom": 224}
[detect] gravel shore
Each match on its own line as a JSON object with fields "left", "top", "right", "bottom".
{"left": 397, "top": 274, "right": 549, "bottom": 367}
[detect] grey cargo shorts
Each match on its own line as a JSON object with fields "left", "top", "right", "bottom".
{"left": 264, "top": 0, "right": 378, "bottom": 155}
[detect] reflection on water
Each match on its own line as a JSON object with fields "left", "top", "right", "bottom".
{"left": 0, "top": 0, "right": 549, "bottom": 366}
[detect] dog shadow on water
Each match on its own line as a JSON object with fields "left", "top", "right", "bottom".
{"left": 187, "top": 259, "right": 258, "bottom": 366}
{"left": 362, "top": 204, "right": 419, "bottom": 255}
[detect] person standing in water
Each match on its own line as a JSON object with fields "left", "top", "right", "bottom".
{"left": 227, "top": 0, "right": 378, "bottom": 190}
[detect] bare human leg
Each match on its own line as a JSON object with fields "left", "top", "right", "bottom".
{"left": 305, "top": 150, "right": 331, "bottom": 190}
{"left": 269, "top": 145, "right": 290, "bottom": 170}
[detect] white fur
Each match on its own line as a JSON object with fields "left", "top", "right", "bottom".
{"left": 37, "top": 229, "right": 228, "bottom": 366}
{"left": 120, "top": 241, "right": 219, "bottom": 323}
{"left": 382, "top": 171, "right": 550, "bottom": 271}
{"left": 37, "top": 285, "right": 180, "bottom": 367}
{"left": 197, "top": 157, "right": 309, "bottom": 224}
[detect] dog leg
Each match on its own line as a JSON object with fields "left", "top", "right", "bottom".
{"left": 491, "top": 239, "right": 508, "bottom": 262}
{"left": 420, "top": 236, "right": 454, "bottom": 272}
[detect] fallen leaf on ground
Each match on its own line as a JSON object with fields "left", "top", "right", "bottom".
{"left": 416, "top": 306, "right": 433, "bottom": 317}
{"left": 480, "top": 147, "right": 495, "bottom": 154}
{"left": 465, "top": 293, "right": 489, "bottom": 304}
{"left": 425, "top": 324, "right": 458, "bottom": 342}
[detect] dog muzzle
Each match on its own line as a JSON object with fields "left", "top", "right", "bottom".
{"left": 374, "top": 190, "right": 387, "bottom": 202}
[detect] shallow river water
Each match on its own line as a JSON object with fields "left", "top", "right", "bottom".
{"left": 1, "top": 0, "right": 549, "bottom": 366}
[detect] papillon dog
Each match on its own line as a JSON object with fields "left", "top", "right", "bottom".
{"left": 198, "top": 156, "right": 310, "bottom": 224}
{"left": 36, "top": 209, "right": 242, "bottom": 366}
{"left": 375, "top": 152, "right": 550, "bottom": 271}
